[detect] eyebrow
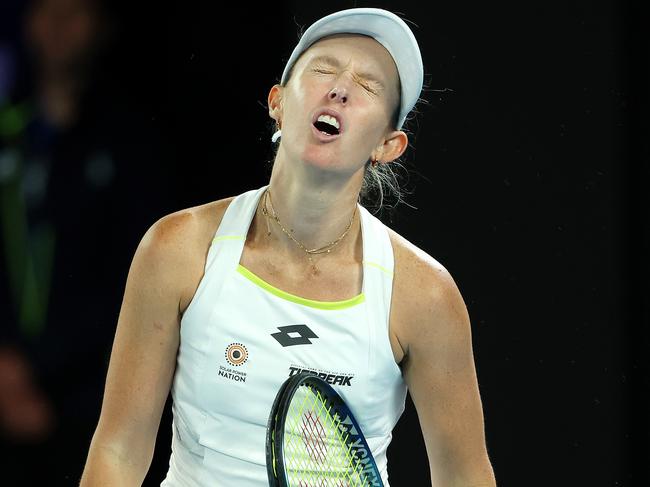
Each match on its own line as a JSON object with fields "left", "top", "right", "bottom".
{"left": 308, "top": 55, "right": 385, "bottom": 88}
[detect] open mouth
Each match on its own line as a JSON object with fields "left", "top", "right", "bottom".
{"left": 313, "top": 114, "right": 341, "bottom": 136}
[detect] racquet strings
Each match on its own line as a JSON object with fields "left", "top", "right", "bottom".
{"left": 282, "top": 384, "right": 369, "bottom": 486}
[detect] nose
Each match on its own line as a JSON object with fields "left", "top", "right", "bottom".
{"left": 328, "top": 86, "right": 348, "bottom": 104}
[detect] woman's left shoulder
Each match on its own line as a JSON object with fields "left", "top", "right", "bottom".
{"left": 386, "top": 227, "right": 465, "bottom": 310}
{"left": 386, "top": 228, "right": 471, "bottom": 355}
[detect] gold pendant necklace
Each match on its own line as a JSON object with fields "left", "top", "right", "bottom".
{"left": 261, "top": 188, "right": 357, "bottom": 274}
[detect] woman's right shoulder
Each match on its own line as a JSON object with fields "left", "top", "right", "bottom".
{"left": 143, "top": 196, "right": 236, "bottom": 252}
{"left": 133, "top": 196, "right": 238, "bottom": 314}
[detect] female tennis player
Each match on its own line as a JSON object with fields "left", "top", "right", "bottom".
{"left": 81, "top": 8, "right": 496, "bottom": 487}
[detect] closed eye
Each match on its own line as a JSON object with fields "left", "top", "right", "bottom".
{"left": 351, "top": 74, "right": 379, "bottom": 95}
{"left": 361, "top": 84, "right": 378, "bottom": 95}
{"left": 356, "top": 81, "right": 378, "bottom": 96}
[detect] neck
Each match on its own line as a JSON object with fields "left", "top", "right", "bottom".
{"left": 254, "top": 148, "right": 364, "bottom": 260}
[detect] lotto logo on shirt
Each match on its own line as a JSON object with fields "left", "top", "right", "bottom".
{"left": 271, "top": 324, "right": 319, "bottom": 347}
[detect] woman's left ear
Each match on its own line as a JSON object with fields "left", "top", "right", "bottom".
{"left": 268, "top": 84, "right": 283, "bottom": 122}
{"left": 377, "top": 131, "right": 409, "bottom": 163}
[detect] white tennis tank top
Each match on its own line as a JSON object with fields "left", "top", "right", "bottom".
{"left": 161, "top": 186, "right": 407, "bottom": 486}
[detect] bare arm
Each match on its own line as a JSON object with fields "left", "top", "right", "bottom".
{"left": 393, "top": 242, "right": 496, "bottom": 487}
{"left": 80, "top": 212, "right": 196, "bottom": 486}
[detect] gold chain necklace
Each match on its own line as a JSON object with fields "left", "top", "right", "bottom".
{"left": 261, "top": 188, "right": 357, "bottom": 269}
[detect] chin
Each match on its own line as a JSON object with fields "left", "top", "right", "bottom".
{"left": 300, "top": 147, "right": 346, "bottom": 172}
{"left": 282, "top": 135, "right": 361, "bottom": 175}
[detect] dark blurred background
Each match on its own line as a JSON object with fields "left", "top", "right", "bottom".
{"left": 0, "top": 0, "right": 647, "bottom": 486}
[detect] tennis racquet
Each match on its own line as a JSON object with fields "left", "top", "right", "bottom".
{"left": 266, "top": 371, "right": 384, "bottom": 487}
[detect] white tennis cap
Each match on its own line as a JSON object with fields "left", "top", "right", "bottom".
{"left": 280, "top": 8, "right": 424, "bottom": 130}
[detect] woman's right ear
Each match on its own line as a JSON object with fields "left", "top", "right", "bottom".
{"left": 268, "top": 84, "right": 283, "bottom": 122}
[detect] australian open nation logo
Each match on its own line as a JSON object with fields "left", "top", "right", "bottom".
{"left": 219, "top": 343, "right": 249, "bottom": 383}
{"left": 225, "top": 343, "right": 248, "bottom": 366}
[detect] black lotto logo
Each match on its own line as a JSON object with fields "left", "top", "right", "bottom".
{"left": 225, "top": 343, "right": 248, "bottom": 366}
{"left": 271, "top": 325, "right": 319, "bottom": 347}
